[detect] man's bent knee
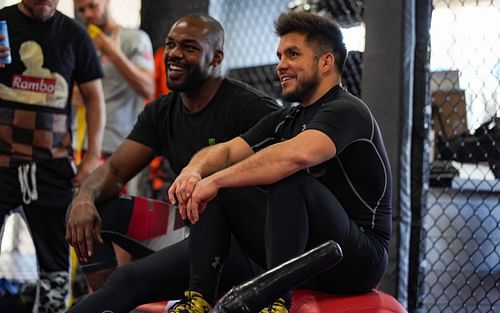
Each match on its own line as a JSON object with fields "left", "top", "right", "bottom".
{"left": 84, "top": 267, "right": 115, "bottom": 292}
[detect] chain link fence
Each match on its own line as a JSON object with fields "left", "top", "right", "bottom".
{"left": 424, "top": 0, "right": 500, "bottom": 312}
{"left": 215, "top": 0, "right": 365, "bottom": 105}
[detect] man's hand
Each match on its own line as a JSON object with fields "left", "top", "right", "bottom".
{"left": 73, "top": 153, "right": 101, "bottom": 187}
{"left": 185, "top": 177, "right": 219, "bottom": 224}
{"left": 168, "top": 169, "right": 202, "bottom": 220}
{"left": 66, "top": 199, "right": 103, "bottom": 262}
{"left": 0, "top": 36, "right": 10, "bottom": 69}
{"left": 92, "top": 27, "right": 120, "bottom": 57}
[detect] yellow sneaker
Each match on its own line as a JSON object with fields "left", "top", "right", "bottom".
{"left": 168, "top": 291, "right": 212, "bottom": 313}
{"left": 260, "top": 298, "right": 289, "bottom": 313}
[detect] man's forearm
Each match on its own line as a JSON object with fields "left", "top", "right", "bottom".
{"left": 80, "top": 80, "right": 105, "bottom": 158}
{"left": 182, "top": 141, "right": 304, "bottom": 224}
{"left": 75, "top": 162, "right": 123, "bottom": 204}
{"left": 184, "top": 144, "right": 231, "bottom": 178}
{"left": 85, "top": 105, "right": 104, "bottom": 159}
{"left": 209, "top": 141, "right": 303, "bottom": 189}
{"left": 208, "top": 130, "right": 336, "bottom": 189}
{"left": 186, "top": 137, "right": 254, "bottom": 178}
{"left": 106, "top": 47, "right": 154, "bottom": 99}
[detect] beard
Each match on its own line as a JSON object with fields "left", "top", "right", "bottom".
{"left": 22, "top": 3, "right": 56, "bottom": 21}
{"left": 281, "top": 70, "right": 321, "bottom": 104}
{"left": 96, "top": 13, "right": 109, "bottom": 29}
{"left": 166, "top": 65, "right": 209, "bottom": 92}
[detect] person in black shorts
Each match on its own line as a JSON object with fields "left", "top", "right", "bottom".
{"left": 0, "top": 1, "right": 105, "bottom": 312}
{"left": 65, "top": 14, "right": 279, "bottom": 312}
{"left": 169, "top": 11, "right": 392, "bottom": 313}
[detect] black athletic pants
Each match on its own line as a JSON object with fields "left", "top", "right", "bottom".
{"left": 0, "top": 159, "right": 75, "bottom": 313}
{"left": 264, "top": 171, "right": 388, "bottom": 294}
{"left": 189, "top": 170, "right": 388, "bottom": 305}
{"left": 188, "top": 186, "right": 268, "bottom": 303}
{"left": 67, "top": 238, "right": 258, "bottom": 313}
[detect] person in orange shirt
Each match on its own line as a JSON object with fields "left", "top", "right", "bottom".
{"left": 154, "top": 45, "right": 169, "bottom": 97}
{"left": 148, "top": 45, "right": 172, "bottom": 199}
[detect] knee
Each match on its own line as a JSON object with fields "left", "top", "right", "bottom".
{"left": 84, "top": 267, "right": 115, "bottom": 291}
{"left": 104, "top": 264, "right": 136, "bottom": 289}
{"left": 268, "top": 170, "right": 309, "bottom": 196}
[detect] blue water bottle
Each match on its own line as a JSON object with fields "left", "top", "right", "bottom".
{"left": 0, "top": 20, "right": 12, "bottom": 64}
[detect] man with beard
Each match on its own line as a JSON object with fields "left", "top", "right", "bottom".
{"left": 169, "top": 11, "right": 392, "bottom": 313}
{"left": 0, "top": 1, "right": 105, "bottom": 312}
{"left": 73, "top": 0, "right": 155, "bottom": 156}
{"left": 65, "top": 14, "right": 278, "bottom": 312}
{"left": 73, "top": 0, "right": 154, "bottom": 181}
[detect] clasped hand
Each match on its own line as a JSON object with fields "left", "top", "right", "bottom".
{"left": 168, "top": 171, "right": 218, "bottom": 224}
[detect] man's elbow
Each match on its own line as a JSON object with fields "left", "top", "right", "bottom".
{"left": 291, "top": 153, "right": 313, "bottom": 170}
{"left": 291, "top": 148, "right": 333, "bottom": 169}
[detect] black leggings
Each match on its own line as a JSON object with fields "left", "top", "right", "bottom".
{"left": 68, "top": 238, "right": 258, "bottom": 313}
{"left": 265, "top": 171, "right": 387, "bottom": 294}
{"left": 189, "top": 171, "right": 388, "bottom": 301}
{"left": 188, "top": 186, "right": 268, "bottom": 302}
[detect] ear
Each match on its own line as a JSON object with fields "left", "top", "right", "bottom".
{"left": 320, "top": 52, "right": 335, "bottom": 73}
{"left": 211, "top": 49, "right": 224, "bottom": 66}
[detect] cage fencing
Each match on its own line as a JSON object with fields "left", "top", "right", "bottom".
{"left": 422, "top": 0, "right": 500, "bottom": 312}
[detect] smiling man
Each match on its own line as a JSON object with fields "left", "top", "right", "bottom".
{"left": 65, "top": 14, "right": 279, "bottom": 313}
{"left": 169, "top": 11, "right": 393, "bottom": 312}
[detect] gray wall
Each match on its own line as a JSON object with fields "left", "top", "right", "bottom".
{"left": 362, "top": 0, "right": 415, "bottom": 305}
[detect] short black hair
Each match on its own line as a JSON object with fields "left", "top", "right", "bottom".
{"left": 182, "top": 14, "right": 225, "bottom": 51}
{"left": 274, "top": 11, "right": 347, "bottom": 73}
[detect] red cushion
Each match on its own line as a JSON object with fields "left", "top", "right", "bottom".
{"left": 134, "top": 301, "right": 168, "bottom": 313}
{"left": 291, "top": 289, "right": 407, "bottom": 313}
{"left": 134, "top": 290, "right": 407, "bottom": 313}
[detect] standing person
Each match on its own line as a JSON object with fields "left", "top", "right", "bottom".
{"left": 72, "top": 0, "right": 155, "bottom": 286}
{"left": 65, "top": 14, "right": 279, "bottom": 313}
{"left": 74, "top": 0, "right": 155, "bottom": 159}
{"left": 169, "top": 11, "right": 392, "bottom": 313}
{"left": 0, "top": 1, "right": 105, "bottom": 312}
